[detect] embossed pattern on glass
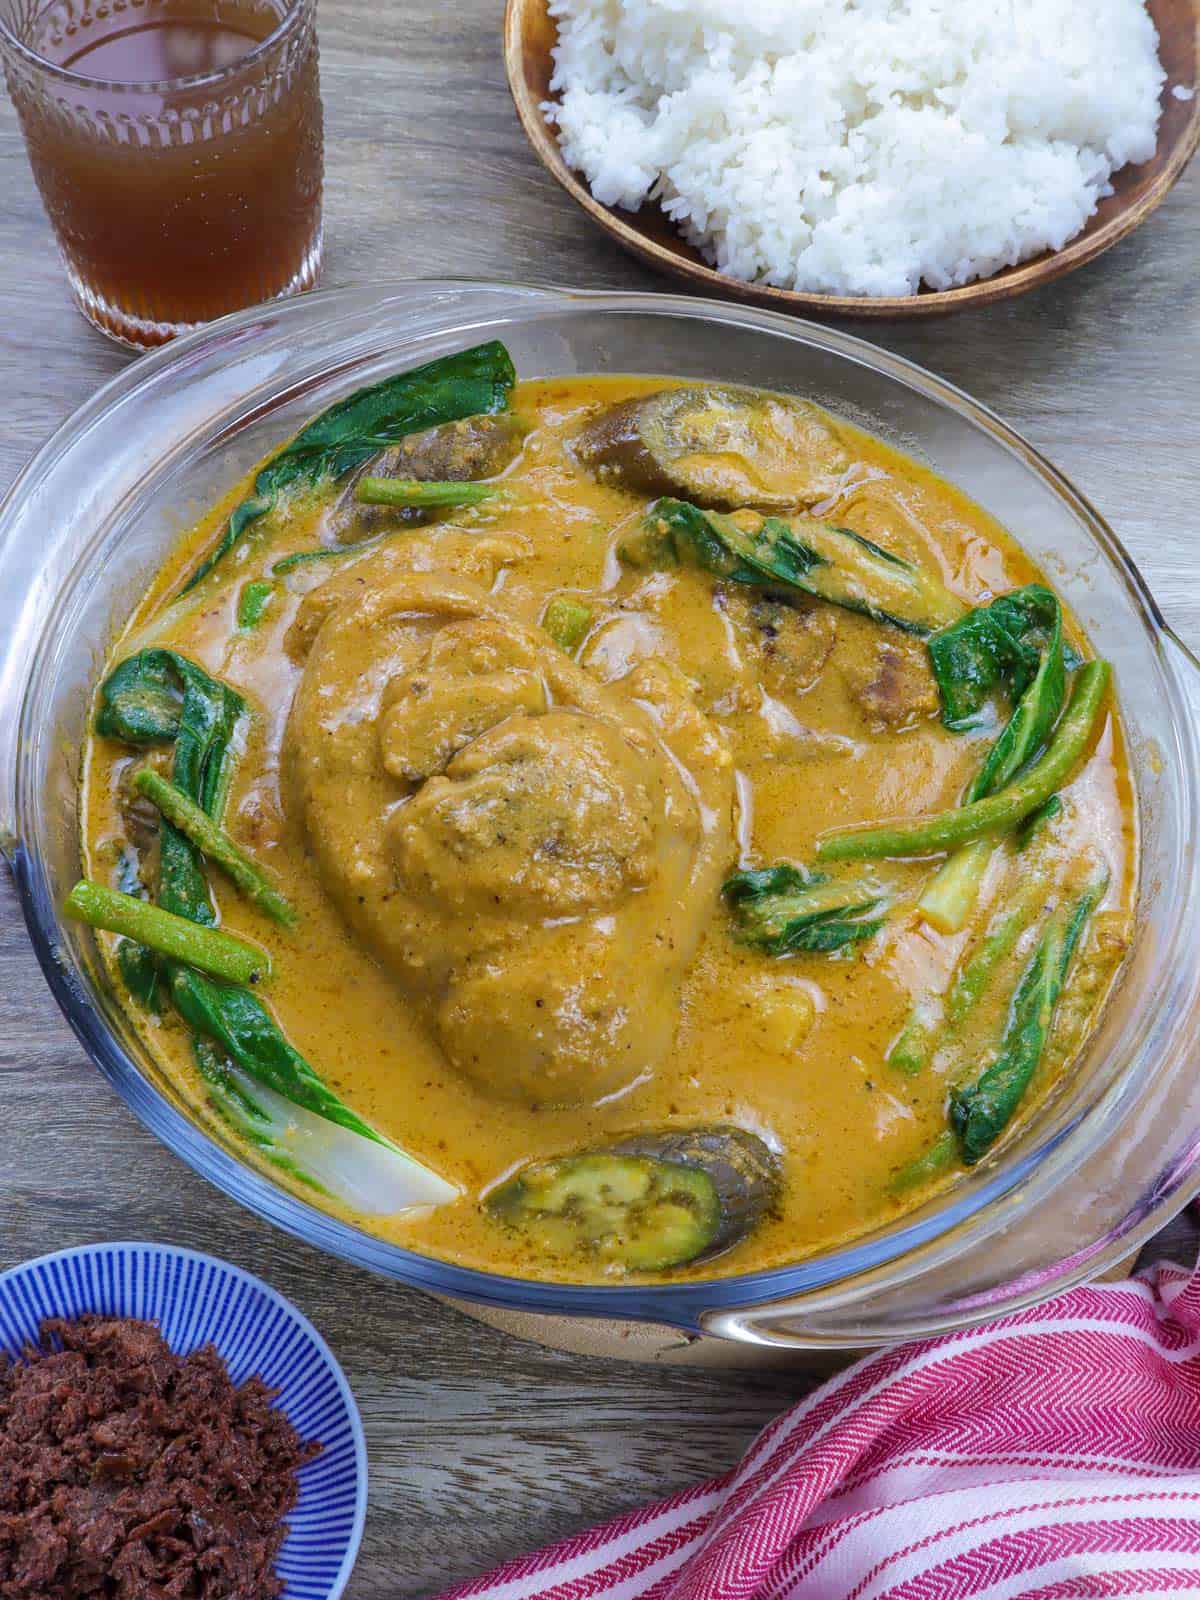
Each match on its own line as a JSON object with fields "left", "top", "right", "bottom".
{"left": 0, "top": 0, "right": 323, "bottom": 348}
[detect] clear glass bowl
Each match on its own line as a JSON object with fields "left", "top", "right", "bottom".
{"left": 2, "top": 281, "right": 1198, "bottom": 1348}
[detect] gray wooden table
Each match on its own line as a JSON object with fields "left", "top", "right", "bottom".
{"left": 2, "top": 5, "right": 1199, "bottom": 1594}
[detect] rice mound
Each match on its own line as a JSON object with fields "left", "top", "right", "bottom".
{"left": 546, "top": 0, "right": 1167, "bottom": 296}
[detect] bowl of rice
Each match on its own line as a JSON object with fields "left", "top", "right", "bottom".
{"left": 504, "top": 0, "right": 1200, "bottom": 316}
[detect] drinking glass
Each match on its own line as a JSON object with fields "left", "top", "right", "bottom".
{"left": 0, "top": 0, "right": 324, "bottom": 348}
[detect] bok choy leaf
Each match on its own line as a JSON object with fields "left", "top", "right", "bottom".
{"left": 949, "top": 868, "right": 1107, "bottom": 1165}
{"left": 624, "top": 498, "right": 966, "bottom": 635}
{"left": 97, "top": 648, "right": 246, "bottom": 925}
{"left": 172, "top": 968, "right": 395, "bottom": 1149}
{"left": 723, "top": 864, "right": 886, "bottom": 956}
{"left": 193, "top": 1038, "right": 324, "bottom": 1192}
{"left": 179, "top": 340, "right": 517, "bottom": 592}
{"left": 927, "top": 585, "right": 1064, "bottom": 733}
{"left": 95, "top": 650, "right": 455, "bottom": 1208}
{"left": 193, "top": 1040, "right": 453, "bottom": 1209}
{"left": 918, "top": 586, "right": 1068, "bottom": 932}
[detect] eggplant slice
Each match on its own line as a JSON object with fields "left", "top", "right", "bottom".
{"left": 486, "top": 1125, "right": 780, "bottom": 1272}
{"left": 574, "top": 386, "right": 850, "bottom": 511}
{"left": 323, "top": 413, "right": 522, "bottom": 541}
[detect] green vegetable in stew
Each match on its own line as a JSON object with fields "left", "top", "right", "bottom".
{"left": 816, "top": 661, "right": 1110, "bottom": 862}
{"left": 271, "top": 541, "right": 389, "bottom": 575}
{"left": 888, "top": 1131, "right": 958, "bottom": 1195}
{"left": 918, "top": 587, "right": 1068, "bottom": 931}
{"left": 915, "top": 838, "right": 995, "bottom": 935}
{"left": 117, "top": 938, "right": 164, "bottom": 1013}
{"left": 96, "top": 649, "right": 245, "bottom": 787}
{"left": 949, "top": 868, "right": 1108, "bottom": 1164}
{"left": 191, "top": 1037, "right": 456, "bottom": 1207}
{"left": 928, "top": 585, "right": 1065, "bottom": 733}
{"left": 541, "top": 596, "right": 594, "bottom": 653}
{"left": 886, "top": 999, "right": 941, "bottom": 1078}
{"left": 94, "top": 651, "right": 450, "bottom": 1203}
{"left": 65, "top": 880, "right": 269, "bottom": 985}
{"left": 723, "top": 864, "right": 886, "bottom": 956}
{"left": 193, "top": 1038, "right": 325, "bottom": 1192}
{"left": 179, "top": 340, "right": 517, "bottom": 592}
{"left": 132, "top": 767, "right": 296, "bottom": 927}
{"left": 623, "top": 498, "right": 966, "bottom": 636}
{"left": 1017, "top": 795, "right": 1063, "bottom": 850}
{"left": 237, "top": 580, "right": 275, "bottom": 630}
{"left": 489, "top": 1154, "right": 721, "bottom": 1272}
{"left": 172, "top": 968, "right": 380, "bottom": 1147}
{"left": 945, "top": 875, "right": 1049, "bottom": 1030}
{"left": 609, "top": 1127, "right": 780, "bottom": 1258}
{"left": 890, "top": 826, "right": 1066, "bottom": 1079}
{"left": 355, "top": 476, "right": 498, "bottom": 510}
{"left": 573, "top": 385, "right": 850, "bottom": 510}
{"left": 96, "top": 649, "right": 246, "bottom": 926}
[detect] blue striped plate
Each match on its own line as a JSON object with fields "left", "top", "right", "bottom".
{"left": 0, "top": 1242, "right": 366, "bottom": 1600}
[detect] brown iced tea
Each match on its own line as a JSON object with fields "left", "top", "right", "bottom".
{"left": 2, "top": 0, "right": 323, "bottom": 347}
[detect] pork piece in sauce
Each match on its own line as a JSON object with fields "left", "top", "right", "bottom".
{"left": 718, "top": 587, "right": 838, "bottom": 698}
{"left": 574, "top": 385, "right": 850, "bottom": 510}
{"left": 842, "top": 637, "right": 940, "bottom": 731}
{"left": 285, "top": 575, "right": 735, "bottom": 1109}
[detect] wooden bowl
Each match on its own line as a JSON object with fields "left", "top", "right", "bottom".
{"left": 504, "top": 0, "right": 1200, "bottom": 318}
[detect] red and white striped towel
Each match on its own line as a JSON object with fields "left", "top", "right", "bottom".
{"left": 438, "top": 1256, "right": 1200, "bottom": 1600}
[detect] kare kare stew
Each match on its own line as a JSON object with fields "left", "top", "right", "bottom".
{"left": 77, "top": 343, "right": 1136, "bottom": 1283}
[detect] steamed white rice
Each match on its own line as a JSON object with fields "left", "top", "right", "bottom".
{"left": 546, "top": 0, "right": 1166, "bottom": 296}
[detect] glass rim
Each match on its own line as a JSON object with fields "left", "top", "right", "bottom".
{"left": 0, "top": 0, "right": 312, "bottom": 94}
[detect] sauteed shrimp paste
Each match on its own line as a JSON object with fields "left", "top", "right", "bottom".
{"left": 79, "top": 344, "right": 1136, "bottom": 1283}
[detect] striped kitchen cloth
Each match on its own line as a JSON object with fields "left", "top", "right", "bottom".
{"left": 438, "top": 1254, "right": 1200, "bottom": 1599}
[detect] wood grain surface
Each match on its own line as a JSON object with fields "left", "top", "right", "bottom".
{"left": 2, "top": 3, "right": 1200, "bottom": 1594}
